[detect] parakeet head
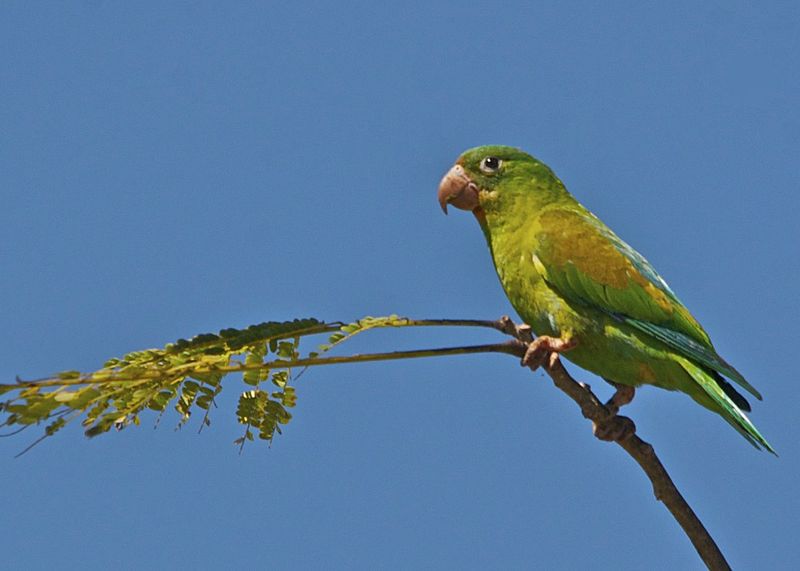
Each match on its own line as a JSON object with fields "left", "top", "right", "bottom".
{"left": 438, "top": 145, "right": 564, "bottom": 218}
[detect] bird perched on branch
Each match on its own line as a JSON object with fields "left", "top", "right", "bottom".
{"left": 438, "top": 145, "right": 773, "bottom": 453}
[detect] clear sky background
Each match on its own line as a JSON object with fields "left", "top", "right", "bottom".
{"left": 2, "top": 2, "right": 798, "bottom": 569}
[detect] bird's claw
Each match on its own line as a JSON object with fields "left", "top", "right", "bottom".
{"left": 605, "top": 383, "right": 636, "bottom": 416}
{"left": 520, "top": 336, "right": 576, "bottom": 371}
{"left": 590, "top": 382, "right": 637, "bottom": 442}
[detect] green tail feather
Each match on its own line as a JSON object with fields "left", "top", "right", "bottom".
{"left": 677, "top": 357, "right": 776, "bottom": 454}
{"left": 625, "top": 317, "right": 762, "bottom": 400}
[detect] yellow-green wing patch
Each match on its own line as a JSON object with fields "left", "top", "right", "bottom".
{"left": 536, "top": 209, "right": 708, "bottom": 343}
{"left": 535, "top": 208, "right": 760, "bottom": 399}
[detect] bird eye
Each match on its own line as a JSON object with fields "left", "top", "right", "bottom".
{"left": 480, "top": 156, "right": 502, "bottom": 173}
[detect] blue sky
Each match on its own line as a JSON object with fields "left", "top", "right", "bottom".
{"left": 1, "top": 2, "right": 798, "bottom": 569}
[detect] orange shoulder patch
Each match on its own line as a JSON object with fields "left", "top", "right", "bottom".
{"left": 539, "top": 210, "right": 632, "bottom": 290}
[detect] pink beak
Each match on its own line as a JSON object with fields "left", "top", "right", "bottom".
{"left": 437, "top": 164, "right": 480, "bottom": 214}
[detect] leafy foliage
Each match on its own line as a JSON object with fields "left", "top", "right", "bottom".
{"left": 0, "top": 315, "right": 413, "bottom": 454}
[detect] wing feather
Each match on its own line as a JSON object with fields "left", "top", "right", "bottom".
{"left": 535, "top": 208, "right": 761, "bottom": 399}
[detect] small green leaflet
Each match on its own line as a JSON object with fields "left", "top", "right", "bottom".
{"left": 0, "top": 315, "right": 411, "bottom": 455}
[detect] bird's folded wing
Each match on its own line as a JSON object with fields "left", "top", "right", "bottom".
{"left": 533, "top": 208, "right": 760, "bottom": 399}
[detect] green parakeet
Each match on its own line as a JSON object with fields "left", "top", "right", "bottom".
{"left": 438, "top": 145, "right": 773, "bottom": 453}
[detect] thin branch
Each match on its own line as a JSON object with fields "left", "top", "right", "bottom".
{"left": 5, "top": 318, "right": 510, "bottom": 390}
{"left": 501, "top": 332, "right": 731, "bottom": 571}
{"left": 396, "top": 317, "right": 508, "bottom": 332}
{"left": 5, "top": 342, "right": 520, "bottom": 388}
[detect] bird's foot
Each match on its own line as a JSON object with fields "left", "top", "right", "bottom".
{"left": 591, "top": 382, "right": 636, "bottom": 442}
{"left": 520, "top": 336, "right": 576, "bottom": 371}
{"left": 605, "top": 382, "right": 636, "bottom": 416}
{"left": 592, "top": 415, "right": 636, "bottom": 442}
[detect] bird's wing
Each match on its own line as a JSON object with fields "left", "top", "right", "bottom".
{"left": 533, "top": 208, "right": 760, "bottom": 399}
